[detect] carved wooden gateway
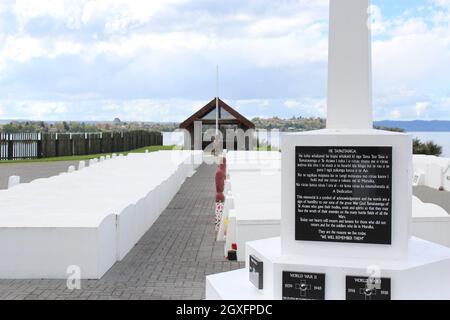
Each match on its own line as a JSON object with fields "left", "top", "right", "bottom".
{"left": 179, "top": 98, "right": 255, "bottom": 150}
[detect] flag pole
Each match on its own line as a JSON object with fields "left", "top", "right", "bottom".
{"left": 215, "top": 65, "right": 219, "bottom": 136}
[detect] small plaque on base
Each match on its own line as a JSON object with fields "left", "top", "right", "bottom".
{"left": 249, "top": 255, "right": 263, "bottom": 290}
{"left": 346, "top": 276, "right": 391, "bottom": 300}
{"left": 282, "top": 271, "right": 325, "bottom": 300}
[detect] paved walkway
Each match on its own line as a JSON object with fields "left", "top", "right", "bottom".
{"left": 414, "top": 186, "right": 450, "bottom": 214}
{"left": 0, "top": 164, "right": 243, "bottom": 300}
{"left": 0, "top": 161, "right": 79, "bottom": 189}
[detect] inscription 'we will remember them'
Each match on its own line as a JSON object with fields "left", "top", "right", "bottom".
{"left": 295, "top": 146, "right": 392, "bottom": 245}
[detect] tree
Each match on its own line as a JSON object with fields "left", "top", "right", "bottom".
{"left": 374, "top": 126, "right": 404, "bottom": 132}
{"left": 1, "top": 123, "right": 19, "bottom": 133}
{"left": 413, "top": 138, "right": 442, "bottom": 156}
{"left": 62, "top": 121, "right": 70, "bottom": 132}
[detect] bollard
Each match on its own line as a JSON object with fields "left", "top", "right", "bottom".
{"left": 112, "top": 153, "right": 117, "bottom": 159}
{"left": 78, "top": 161, "right": 86, "bottom": 170}
{"left": 106, "top": 155, "right": 111, "bottom": 160}
{"left": 222, "top": 155, "right": 227, "bottom": 167}
{"left": 215, "top": 168, "right": 226, "bottom": 232}
{"left": 67, "top": 166, "right": 76, "bottom": 173}
{"left": 219, "top": 156, "right": 227, "bottom": 178}
{"left": 215, "top": 168, "right": 225, "bottom": 201}
{"left": 7, "top": 176, "right": 20, "bottom": 189}
{"left": 99, "top": 156, "right": 105, "bottom": 162}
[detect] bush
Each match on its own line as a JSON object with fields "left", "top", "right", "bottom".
{"left": 413, "top": 138, "right": 442, "bottom": 156}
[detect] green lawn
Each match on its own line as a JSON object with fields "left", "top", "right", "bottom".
{"left": 256, "top": 146, "right": 279, "bottom": 151}
{"left": 0, "top": 145, "right": 176, "bottom": 164}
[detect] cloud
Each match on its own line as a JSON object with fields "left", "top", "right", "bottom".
{"left": 434, "top": 0, "right": 450, "bottom": 8}
{"left": 0, "top": 35, "right": 46, "bottom": 63}
{"left": 415, "top": 101, "right": 430, "bottom": 117}
{"left": 82, "top": 0, "right": 189, "bottom": 34}
{"left": 0, "top": 0, "right": 448, "bottom": 121}
{"left": 284, "top": 100, "right": 300, "bottom": 109}
{"left": 389, "top": 109, "right": 402, "bottom": 119}
{"left": 14, "top": 101, "right": 69, "bottom": 119}
{"left": 0, "top": 98, "right": 208, "bottom": 121}
{"left": 368, "top": 5, "right": 387, "bottom": 36}
{"left": 13, "top": 0, "right": 84, "bottom": 30}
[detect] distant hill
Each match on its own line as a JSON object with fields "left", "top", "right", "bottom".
{"left": 374, "top": 120, "right": 450, "bottom": 132}
{"left": 2, "top": 118, "right": 449, "bottom": 132}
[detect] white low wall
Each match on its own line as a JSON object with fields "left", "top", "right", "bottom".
{"left": 413, "top": 155, "right": 450, "bottom": 191}
{"left": 221, "top": 151, "right": 281, "bottom": 261}
{"left": 0, "top": 215, "right": 117, "bottom": 279}
{"left": 0, "top": 150, "right": 202, "bottom": 279}
{"left": 412, "top": 196, "right": 450, "bottom": 248}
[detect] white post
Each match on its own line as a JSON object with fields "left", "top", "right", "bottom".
{"left": 194, "top": 121, "right": 203, "bottom": 150}
{"left": 327, "top": 0, "right": 373, "bottom": 130}
{"left": 7, "top": 176, "right": 20, "bottom": 189}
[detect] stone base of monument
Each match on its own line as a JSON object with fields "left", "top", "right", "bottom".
{"left": 206, "top": 236, "right": 450, "bottom": 300}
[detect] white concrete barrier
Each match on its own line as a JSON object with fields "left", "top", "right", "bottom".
{"left": 220, "top": 151, "right": 281, "bottom": 261}
{"left": 413, "top": 155, "right": 450, "bottom": 191}
{"left": 0, "top": 150, "right": 203, "bottom": 278}
{"left": 413, "top": 196, "right": 450, "bottom": 248}
{"left": 0, "top": 215, "right": 117, "bottom": 279}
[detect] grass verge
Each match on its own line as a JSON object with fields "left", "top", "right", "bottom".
{"left": 0, "top": 145, "right": 176, "bottom": 164}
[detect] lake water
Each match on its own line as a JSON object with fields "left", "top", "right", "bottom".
{"left": 163, "top": 131, "right": 450, "bottom": 157}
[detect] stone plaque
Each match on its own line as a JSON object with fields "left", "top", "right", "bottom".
{"left": 282, "top": 271, "right": 325, "bottom": 300}
{"left": 346, "top": 276, "right": 391, "bottom": 300}
{"left": 295, "top": 146, "right": 392, "bottom": 244}
{"left": 249, "top": 255, "right": 263, "bottom": 290}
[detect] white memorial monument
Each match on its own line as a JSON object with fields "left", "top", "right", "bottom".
{"left": 206, "top": 0, "right": 450, "bottom": 300}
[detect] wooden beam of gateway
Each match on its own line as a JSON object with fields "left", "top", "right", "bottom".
{"left": 179, "top": 98, "right": 255, "bottom": 130}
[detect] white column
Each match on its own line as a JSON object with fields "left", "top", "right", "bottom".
{"left": 327, "top": 0, "right": 373, "bottom": 130}
{"left": 194, "top": 121, "right": 203, "bottom": 150}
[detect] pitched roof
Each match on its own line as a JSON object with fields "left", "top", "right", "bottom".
{"left": 179, "top": 98, "right": 255, "bottom": 129}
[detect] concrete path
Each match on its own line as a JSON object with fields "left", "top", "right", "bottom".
{"left": 0, "top": 164, "right": 242, "bottom": 300}
{"left": 0, "top": 161, "right": 79, "bottom": 189}
{"left": 414, "top": 186, "right": 450, "bottom": 214}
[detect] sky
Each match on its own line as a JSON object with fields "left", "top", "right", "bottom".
{"left": 0, "top": 0, "right": 449, "bottom": 122}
